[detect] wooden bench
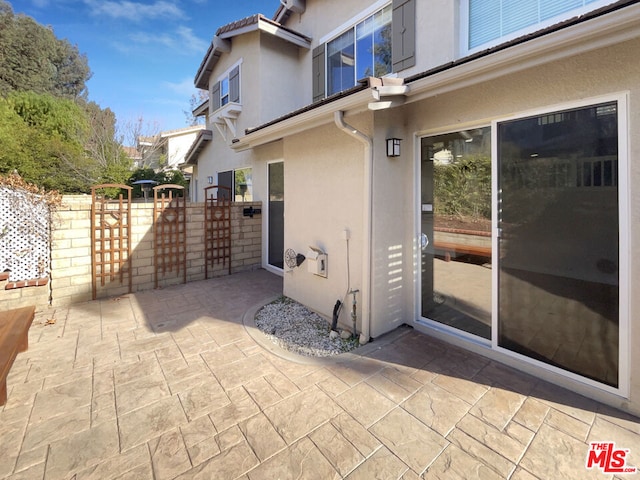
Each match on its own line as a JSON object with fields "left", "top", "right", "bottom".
{"left": 433, "top": 241, "right": 492, "bottom": 262}
{"left": 0, "top": 306, "right": 35, "bottom": 405}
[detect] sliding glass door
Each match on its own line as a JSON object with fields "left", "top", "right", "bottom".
{"left": 268, "top": 162, "right": 284, "bottom": 269}
{"left": 419, "top": 99, "right": 625, "bottom": 390}
{"left": 496, "top": 101, "right": 620, "bottom": 387}
{"left": 420, "top": 127, "right": 492, "bottom": 340}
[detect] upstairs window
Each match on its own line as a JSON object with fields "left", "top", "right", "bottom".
{"left": 220, "top": 77, "right": 230, "bottom": 106}
{"left": 211, "top": 62, "right": 240, "bottom": 111}
{"left": 327, "top": 5, "right": 392, "bottom": 96}
{"left": 466, "top": 0, "right": 616, "bottom": 52}
{"left": 313, "top": 0, "right": 415, "bottom": 102}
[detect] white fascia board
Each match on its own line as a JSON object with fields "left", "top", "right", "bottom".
{"left": 218, "top": 19, "right": 310, "bottom": 49}
{"left": 257, "top": 19, "right": 311, "bottom": 49}
{"left": 233, "top": 4, "right": 640, "bottom": 152}
{"left": 193, "top": 99, "right": 209, "bottom": 117}
{"left": 406, "top": 4, "right": 640, "bottom": 105}
{"left": 230, "top": 90, "right": 372, "bottom": 151}
{"left": 194, "top": 36, "right": 230, "bottom": 90}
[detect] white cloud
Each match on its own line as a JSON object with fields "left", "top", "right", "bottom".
{"left": 175, "top": 26, "right": 208, "bottom": 54}
{"left": 84, "top": 0, "right": 186, "bottom": 21}
{"left": 126, "top": 26, "right": 207, "bottom": 55}
{"left": 163, "top": 77, "right": 196, "bottom": 97}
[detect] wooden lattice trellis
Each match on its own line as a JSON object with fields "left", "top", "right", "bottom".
{"left": 153, "top": 184, "right": 186, "bottom": 288}
{"left": 205, "top": 186, "right": 232, "bottom": 278}
{"left": 91, "top": 184, "right": 132, "bottom": 300}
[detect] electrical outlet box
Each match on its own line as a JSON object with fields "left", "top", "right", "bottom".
{"left": 306, "top": 246, "right": 327, "bottom": 277}
{"left": 341, "top": 229, "right": 350, "bottom": 240}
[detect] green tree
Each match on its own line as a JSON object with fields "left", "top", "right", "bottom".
{"left": 128, "top": 168, "right": 187, "bottom": 199}
{"left": 0, "top": 1, "right": 90, "bottom": 98}
{"left": 0, "top": 91, "right": 91, "bottom": 192}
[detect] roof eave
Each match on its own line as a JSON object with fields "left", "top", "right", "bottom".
{"left": 194, "top": 36, "right": 231, "bottom": 90}
{"left": 217, "top": 17, "right": 311, "bottom": 48}
{"left": 193, "top": 99, "right": 209, "bottom": 117}
{"left": 405, "top": 0, "right": 640, "bottom": 104}
{"left": 231, "top": 88, "right": 371, "bottom": 152}
{"left": 257, "top": 17, "right": 311, "bottom": 49}
{"left": 184, "top": 130, "right": 213, "bottom": 165}
{"left": 232, "top": 1, "right": 640, "bottom": 151}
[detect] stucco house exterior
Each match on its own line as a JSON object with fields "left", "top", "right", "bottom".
{"left": 187, "top": 0, "right": 640, "bottom": 416}
{"left": 137, "top": 124, "right": 205, "bottom": 171}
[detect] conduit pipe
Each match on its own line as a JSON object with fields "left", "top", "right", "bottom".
{"left": 334, "top": 110, "right": 372, "bottom": 345}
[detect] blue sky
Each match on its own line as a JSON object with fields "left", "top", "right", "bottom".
{"left": 10, "top": 0, "right": 278, "bottom": 138}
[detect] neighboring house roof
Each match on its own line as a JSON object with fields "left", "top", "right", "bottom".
{"left": 160, "top": 124, "right": 205, "bottom": 139}
{"left": 239, "top": 0, "right": 638, "bottom": 142}
{"left": 184, "top": 129, "right": 213, "bottom": 166}
{"left": 195, "top": 14, "right": 311, "bottom": 89}
{"left": 122, "top": 146, "right": 141, "bottom": 161}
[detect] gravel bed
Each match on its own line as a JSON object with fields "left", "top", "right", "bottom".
{"left": 255, "top": 296, "right": 359, "bottom": 357}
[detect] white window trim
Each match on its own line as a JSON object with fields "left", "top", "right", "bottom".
{"left": 490, "top": 92, "right": 630, "bottom": 398}
{"left": 216, "top": 58, "right": 243, "bottom": 87}
{"left": 319, "top": 0, "right": 391, "bottom": 45}
{"left": 322, "top": 1, "right": 393, "bottom": 97}
{"left": 210, "top": 58, "right": 244, "bottom": 142}
{"left": 214, "top": 58, "right": 243, "bottom": 106}
{"left": 460, "top": 0, "right": 619, "bottom": 56}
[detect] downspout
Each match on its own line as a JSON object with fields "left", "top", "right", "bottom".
{"left": 334, "top": 111, "right": 373, "bottom": 345}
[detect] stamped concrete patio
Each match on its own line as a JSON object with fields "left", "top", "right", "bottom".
{"left": 1, "top": 269, "right": 639, "bottom": 479}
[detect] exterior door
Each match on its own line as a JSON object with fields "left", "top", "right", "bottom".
{"left": 268, "top": 162, "right": 284, "bottom": 269}
{"left": 420, "top": 128, "right": 492, "bottom": 339}
{"left": 496, "top": 102, "right": 620, "bottom": 387}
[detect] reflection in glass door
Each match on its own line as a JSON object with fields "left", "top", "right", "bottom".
{"left": 497, "top": 102, "right": 620, "bottom": 387}
{"left": 268, "top": 162, "right": 284, "bottom": 269}
{"left": 421, "top": 127, "right": 492, "bottom": 339}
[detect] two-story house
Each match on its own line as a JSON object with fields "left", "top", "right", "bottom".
{"left": 188, "top": 0, "right": 640, "bottom": 416}
{"left": 137, "top": 124, "right": 205, "bottom": 171}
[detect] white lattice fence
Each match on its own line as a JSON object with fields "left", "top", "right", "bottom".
{"left": 0, "top": 186, "right": 51, "bottom": 282}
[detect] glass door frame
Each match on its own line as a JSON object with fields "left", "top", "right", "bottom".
{"left": 414, "top": 124, "right": 493, "bottom": 348}
{"left": 491, "top": 93, "right": 630, "bottom": 397}
{"left": 266, "top": 160, "right": 285, "bottom": 274}
{"left": 414, "top": 93, "right": 630, "bottom": 396}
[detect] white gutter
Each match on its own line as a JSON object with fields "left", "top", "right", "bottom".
{"left": 334, "top": 111, "right": 372, "bottom": 345}
{"left": 405, "top": 2, "right": 640, "bottom": 106}
{"left": 233, "top": 3, "right": 640, "bottom": 152}
{"left": 232, "top": 89, "right": 372, "bottom": 151}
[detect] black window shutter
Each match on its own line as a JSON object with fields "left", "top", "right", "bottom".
{"left": 392, "top": 0, "right": 416, "bottom": 72}
{"left": 211, "top": 81, "right": 221, "bottom": 111}
{"left": 229, "top": 66, "right": 240, "bottom": 103}
{"left": 312, "top": 44, "right": 325, "bottom": 102}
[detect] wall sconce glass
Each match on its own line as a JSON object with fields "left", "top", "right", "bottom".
{"left": 207, "top": 176, "right": 214, "bottom": 184}
{"left": 386, "top": 138, "right": 401, "bottom": 157}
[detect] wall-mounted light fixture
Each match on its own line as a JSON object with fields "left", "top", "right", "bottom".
{"left": 386, "top": 138, "right": 401, "bottom": 157}
{"left": 207, "top": 176, "right": 214, "bottom": 184}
